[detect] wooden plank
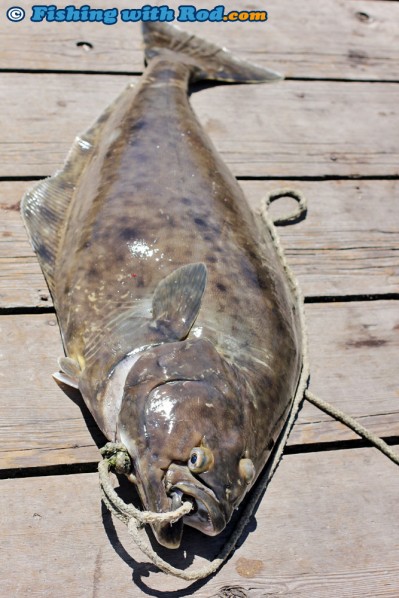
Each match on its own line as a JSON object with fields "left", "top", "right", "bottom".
{"left": 0, "top": 302, "right": 397, "bottom": 470}
{"left": 0, "top": 313, "right": 103, "bottom": 469}
{"left": 1, "top": 0, "right": 398, "bottom": 81}
{"left": 1, "top": 74, "right": 398, "bottom": 178}
{"left": 1, "top": 180, "right": 398, "bottom": 308}
{"left": 0, "top": 446, "right": 397, "bottom": 595}
{"left": 293, "top": 301, "right": 399, "bottom": 445}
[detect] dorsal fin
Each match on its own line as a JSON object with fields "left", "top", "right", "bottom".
{"left": 151, "top": 263, "right": 207, "bottom": 340}
{"left": 20, "top": 85, "right": 136, "bottom": 295}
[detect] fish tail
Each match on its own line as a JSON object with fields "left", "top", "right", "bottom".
{"left": 142, "top": 22, "right": 283, "bottom": 83}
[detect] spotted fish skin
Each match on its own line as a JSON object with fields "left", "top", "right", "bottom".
{"left": 21, "top": 23, "right": 302, "bottom": 548}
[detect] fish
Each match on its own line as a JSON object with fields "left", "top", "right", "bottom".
{"left": 21, "top": 22, "right": 303, "bottom": 549}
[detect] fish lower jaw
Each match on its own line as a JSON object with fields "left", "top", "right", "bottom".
{"left": 168, "top": 482, "right": 226, "bottom": 537}
{"left": 184, "top": 512, "right": 220, "bottom": 536}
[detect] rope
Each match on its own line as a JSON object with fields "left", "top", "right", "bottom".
{"left": 260, "top": 187, "right": 307, "bottom": 226}
{"left": 99, "top": 443, "right": 193, "bottom": 526}
{"left": 98, "top": 187, "right": 398, "bottom": 581}
{"left": 99, "top": 444, "right": 224, "bottom": 580}
{"left": 304, "top": 390, "right": 399, "bottom": 466}
{"left": 99, "top": 443, "right": 271, "bottom": 579}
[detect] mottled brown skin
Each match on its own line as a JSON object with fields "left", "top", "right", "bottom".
{"left": 23, "top": 38, "right": 302, "bottom": 547}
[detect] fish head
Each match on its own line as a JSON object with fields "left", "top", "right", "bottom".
{"left": 117, "top": 338, "right": 256, "bottom": 549}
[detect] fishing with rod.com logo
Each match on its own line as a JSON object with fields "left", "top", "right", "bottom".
{"left": 6, "top": 4, "right": 268, "bottom": 24}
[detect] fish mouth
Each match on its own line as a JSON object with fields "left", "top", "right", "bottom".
{"left": 165, "top": 464, "right": 226, "bottom": 537}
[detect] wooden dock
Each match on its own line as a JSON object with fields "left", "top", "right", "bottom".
{"left": 1, "top": 1, "right": 398, "bottom": 595}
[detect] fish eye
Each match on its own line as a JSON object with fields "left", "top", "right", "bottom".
{"left": 188, "top": 446, "right": 214, "bottom": 473}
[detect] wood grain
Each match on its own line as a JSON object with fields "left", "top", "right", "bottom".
{"left": 294, "top": 301, "right": 399, "bottom": 445}
{"left": 1, "top": 446, "right": 398, "bottom": 595}
{"left": 0, "top": 302, "right": 397, "bottom": 470}
{"left": 244, "top": 179, "right": 399, "bottom": 298}
{"left": 1, "top": 0, "right": 398, "bottom": 81}
{"left": 1, "top": 74, "right": 398, "bottom": 177}
{"left": 0, "top": 313, "right": 103, "bottom": 469}
{"left": 2, "top": 180, "right": 398, "bottom": 308}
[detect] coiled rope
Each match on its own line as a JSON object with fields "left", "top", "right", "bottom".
{"left": 99, "top": 188, "right": 398, "bottom": 581}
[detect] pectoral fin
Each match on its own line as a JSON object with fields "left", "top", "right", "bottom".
{"left": 151, "top": 263, "right": 207, "bottom": 340}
